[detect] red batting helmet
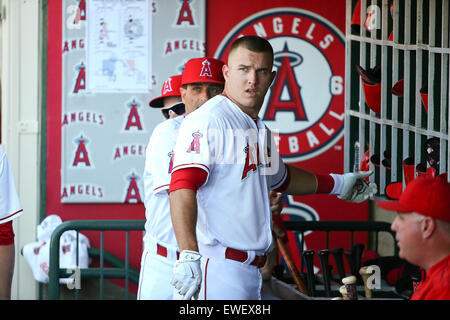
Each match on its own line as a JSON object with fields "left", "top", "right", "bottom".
{"left": 149, "top": 74, "right": 183, "bottom": 108}
{"left": 181, "top": 57, "right": 225, "bottom": 86}
{"left": 356, "top": 64, "right": 381, "bottom": 114}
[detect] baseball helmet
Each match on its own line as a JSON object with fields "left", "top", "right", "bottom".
{"left": 149, "top": 74, "right": 183, "bottom": 108}
{"left": 420, "top": 85, "right": 428, "bottom": 112}
{"left": 181, "top": 57, "right": 225, "bottom": 86}
{"left": 391, "top": 79, "right": 404, "bottom": 97}
{"left": 356, "top": 64, "right": 381, "bottom": 114}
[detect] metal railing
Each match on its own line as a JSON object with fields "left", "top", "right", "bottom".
{"left": 48, "top": 219, "right": 396, "bottom": 299}
{"left": 48, "top": 220, "right": 145, "bottom": 300}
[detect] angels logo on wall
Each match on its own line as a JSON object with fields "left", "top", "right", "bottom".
{"left": 215, "top": 8, "right": 346, "bottom": 163}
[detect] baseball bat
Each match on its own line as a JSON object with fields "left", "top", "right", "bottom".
{"left": 275, "top": 237, "right": 309, "bottom": 296}
{"left": 317, "top": 249, "right": 332, "bottom": 297}
{"left": 359, "top": 266, "right": 373, "bottom": 298}
{"left": 344, "top": 248, "right": 356, "bottom": 276}
{"left": 339, "top": 285, "right": 349, "bottom": 300}
{"left": 303, "top": 250, "right": 316, "bottom": 297}
{"left": 352, "top": 244, "right": 364, "bottom": 272}
{"left": 342, "top": 275, "right": 358, "bottom": 300}
{"left": 331, "top": 247, "right": 346, "bottom": 281}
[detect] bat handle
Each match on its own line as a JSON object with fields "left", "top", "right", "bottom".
{"left": 342, "top": 275, "right": 358, "bottom": 300}
{"left": 352, "top": 243, "right": 365, "bottom": 281}
{"left": 331, "top": 247, "right": 346, "bottom": 281}
{"left": 275, "top": 237, "right": 309, "bottom": 296}
{"left": 317, "top": 249, "right": 332, "bottom": 297}
{"left": 359, "top": 266, "right": 373, "bottom": 298}
{"left": 303, "top": 250, "right": 316, "bottom": 297}
{"left": 344, "top": 249, "right": 356, "bottom": 276}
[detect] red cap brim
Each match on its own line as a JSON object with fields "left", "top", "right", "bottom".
{"left": 377, "top": 200, "right": 413, "bottom": 213}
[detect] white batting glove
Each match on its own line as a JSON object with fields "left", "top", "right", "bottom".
{"left": 170, "top": 250, "right": 202, "bottom": 300}
{"left": 334, "top": 171, "right": 377, "bottom": 203}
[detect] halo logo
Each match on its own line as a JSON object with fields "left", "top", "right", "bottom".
{"left": 215, "top": 8, "right": 345, "bottom": 162}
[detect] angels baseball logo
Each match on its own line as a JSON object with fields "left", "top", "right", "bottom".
{"left": 187, "top": 131, "right": 202, "bottom": 153}
{"left": 200, "top": 59, "right": 212, "bottom": 77}
{"left": 162, "top": 77, "right": 174, "bottom": 95}
{"left": 215, "top": 8, "right": 345, "bottom": 162}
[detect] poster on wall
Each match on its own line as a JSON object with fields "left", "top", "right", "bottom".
{"left": 86, "top": 0, "right": 152, "bottom": 92}
{"left": 60, "top": 0, "right": 205, "bottom": 203}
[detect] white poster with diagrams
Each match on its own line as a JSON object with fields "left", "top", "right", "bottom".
{"left": 86, "top": 0, "right": 151, "bottom": 92}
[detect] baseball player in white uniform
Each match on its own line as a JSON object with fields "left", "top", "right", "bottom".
{"left": 168, "top": 36, "right": 378, "bottom": 300}
{"left": 0, "top": 145, "right": 23, "bottom": 299}
{"left": 137, "top": 59, "right": 225, "bottom": 300}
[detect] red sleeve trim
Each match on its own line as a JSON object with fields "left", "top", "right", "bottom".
{"left": 0, "top": 221, "right": 14, "bottom": 245}
{"left": 0, "top": 209, "right": 23, "bottom": 224}
{"left": 169, "top": 167, "right": 208, "bottom": 193}
{"left": 153, "top": 184, "right": 170, "bottom": 193}
{"left": 171, "top": 163, "right": 210, "bottom": 174}
{"left": 316, "top": 174, "right": 335, "bottom": 194}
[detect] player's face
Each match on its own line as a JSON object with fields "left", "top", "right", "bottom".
{"left": 223, "top": 46, "right": 276, "bottom": 118}
{"left": 180, "top": 83, "right": 224, "bottom": 114}
{"left": 390, "top": 213, "right": 424, "bottom": 265}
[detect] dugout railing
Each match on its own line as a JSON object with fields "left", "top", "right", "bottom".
{"left": 48, "top": 220, "right": 145, "bottom": 300}
{"left": 47, "top": 219, "right": 397, "bottom": 300}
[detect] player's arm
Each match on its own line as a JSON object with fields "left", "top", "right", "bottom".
{"left": 279, "top": 164, "right": 377, "bottom": 203}
{"left": 169, "top": 167, "right": 207, "bottom": 300}
{"left": 283, "top": 164, "right": 318, "bottom": 195}
{"left": 169, "top": 188, "right": 198, "bottom": 252}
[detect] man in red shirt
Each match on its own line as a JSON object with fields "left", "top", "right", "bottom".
{"left": 377, "top": 174, "right": 450, "bottom": 300}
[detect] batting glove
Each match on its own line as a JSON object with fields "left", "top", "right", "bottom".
{"left": 170, "top": 250, "right": 202, "bottom": 300}
{"left": 335, "top": 171, "right": 378, "bottom": 203}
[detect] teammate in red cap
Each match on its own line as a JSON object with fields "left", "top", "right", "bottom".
{"left": 137, "top": 58, "right": 225, "bottom": 300}
{"left": 149, "top": 75, "right": 185, "bottom": 119}
{"left": 377, "top": 174, "right": 450, "bottom": 300}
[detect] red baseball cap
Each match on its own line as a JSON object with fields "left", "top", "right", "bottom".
{"left": 149, "top": 75, "right": 182, "bottom": 108}
{"left": 181, "top": 57, "right": 225, "bottom": 86}
{"left": 377, "top": 174, "right": 450, "bottom": 222}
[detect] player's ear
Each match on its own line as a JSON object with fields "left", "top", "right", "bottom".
{"left": 180, "top": 86, "right": 187, "bottom": 104}
{"left": 421, "top": 217, "right": 436, "bottom": 239}
{"left": 222, "top": 64, "right": 230, "bottom": 81}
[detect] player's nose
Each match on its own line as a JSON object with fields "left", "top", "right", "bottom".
{"left": 247, "top": 70, "right": 257, "bottom": 85}
{"left": 198, "top": 87, "right": 210, "bottom": 102}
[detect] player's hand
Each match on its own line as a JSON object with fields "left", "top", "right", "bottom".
{"left": 269, "top": 191, "right": 283, "bottom": 216}
{"left": 338, "top": 171, "right": 377, "bottom": 203}
{"left": 170, "top": 250, "right": 202, "bottom": 300}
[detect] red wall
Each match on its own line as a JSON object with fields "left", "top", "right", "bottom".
{"left": 46, "top": 0, "right": 366, "bottom": 287}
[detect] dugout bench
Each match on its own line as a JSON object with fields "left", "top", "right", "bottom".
{"left": 47, "top": 219, "right": 403, "bottom": 300}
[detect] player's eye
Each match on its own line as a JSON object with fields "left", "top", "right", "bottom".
{"left": 257, "top": 68, "right": 268, "bottom": 74}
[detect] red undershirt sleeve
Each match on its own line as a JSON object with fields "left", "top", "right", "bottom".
{"left": 315, "top": 174, "right": 335, "bottom": 194}
{"left": 273, "top": 167, "right": 336, "bottom": 194}
{"left": 169, "top": 167, "right": 208, "bottom": 193}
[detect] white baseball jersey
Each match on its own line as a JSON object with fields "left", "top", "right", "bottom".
{"left": 0, "top": 146, "right": 23, "bottom": 224}
{"left": 172, "top": 95, "right": 287, "bottom": 253}
{"left": 138, "top": 116, "right": 184, "bottom": 300}
{"left": 142, "top": 116, "right": 184, "bottom": 249}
